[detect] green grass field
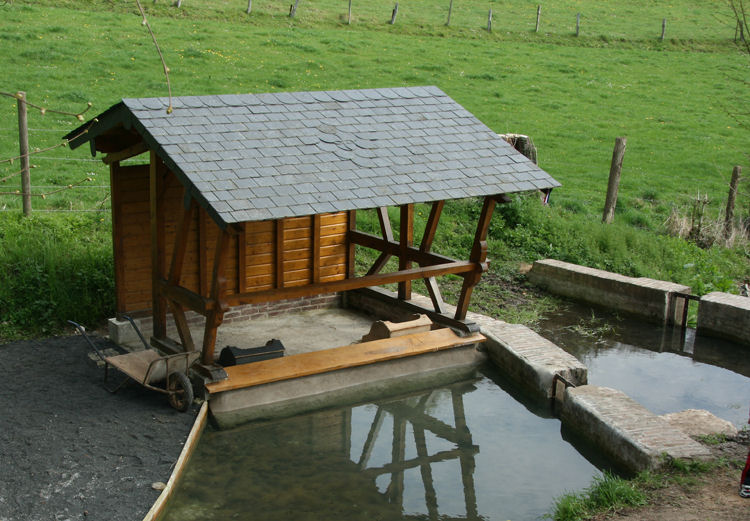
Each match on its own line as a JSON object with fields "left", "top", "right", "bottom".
{"left": 0, "top": 0, "right": 748, "bottom": 338}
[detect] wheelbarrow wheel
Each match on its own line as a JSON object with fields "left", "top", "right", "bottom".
{"left": 167, "top": 371, "right": 193, "bottom": 412}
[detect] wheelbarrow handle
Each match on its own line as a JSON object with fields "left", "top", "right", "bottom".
{"left": 67, "top": 320, "right": 108, "bottom": 363}
{"left": 120, "top": 314, "right": 150, "bottom": 351}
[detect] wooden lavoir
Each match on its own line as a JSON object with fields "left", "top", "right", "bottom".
{"left": 65, "top": 87, "right": 559, "bottom": 381}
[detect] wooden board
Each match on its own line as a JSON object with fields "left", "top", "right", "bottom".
{"left": 205, "top": 328, "right": 486, "bottom": 394}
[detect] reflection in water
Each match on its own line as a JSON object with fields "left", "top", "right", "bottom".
{"left": 538, "top": 302, "right": 750, "bottom": 427}
{"left": 161, "top": 370, "right": 602, "bottom": 521}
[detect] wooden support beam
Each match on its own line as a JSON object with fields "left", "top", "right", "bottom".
{"left": 455, "top": 197, "right": 497, "bottom": 320}
{"left": 420, "top": 201, "right": 446, "bottom": 313}
{"left": 377, "top": 207, "right": 394, "bottom": 241}
{"left": 150, "top": 151, "right": 168, "bottom": 340}
{"left": 346, "top": 210, "right": 357, "bottom": 278}
{"left": 102, "top": 141, "right": 148, "bottom": 165}
{"left": 228, "top": 261, "right": 474, "bottom": 307}
{"left": 275, "top": 218, "right": 285, "bottom": 289}
{"left": 201, "top": 230, "right": 231, "bottom": 365}
{"left": 398, "top": 204, "right": 414, "bottom": 300}
{"left": 420, "top": 201, "right": 444, "bottom": 253}
{"left": 349, "top": 231, "right": 456, "bottom": 267}
{"left": 109, "top": 161, "right": 126, "bottom": 314}
{"left": 198, "top": 209, "right": 208, "bottom": 297}
{"left": 312, "top": 214, "right": 321, "bottom": 283}
{"left": 158, "top": 280, "right": 214, "bottom": 316}
{"left": 365, "top": 207, "right": 395, "bottom": 276}
{"left": 166, "top": 193, "right": 197, "bottom": 352}
{"left": 238, "top": 223, "right": 247, "bottom": 293}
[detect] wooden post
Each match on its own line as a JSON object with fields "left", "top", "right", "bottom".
{"left": 661, "top": 18, "right": 666, "bottom": 40}
{"left": 16, "top": 92, "right": 31, "bottom": 217}
{"left": 725, "top": 166, "right": 742, "bottom": 238}
{"left": 487, "top": 9, "right": 492, "bottom": 32}
{"left": 455, "top": 197, "right": 496, "bottom": 320}
{"left": 446, "top": 0, "right": 453, "bottom": 26}
{"left": 576, "top": 13, "right": 580, "bottom": 36}
{"left": 246, "top": 0, "right": 252, "bottom": 14}
{"left": 398, "top": 204, "right": 414, "bottom": 301}
{"left": 348, "top": 0, "right": 352, "bottom": 24}
{"left": 602, "top": 137, "right": 627, "bottom": 224}
{"left": 535, "top": 5, "right": 541, "bottom": 33}
{"left": 150, "top": 151, "right": 167, "bottom": 339}
{"left": 290, "top": 0, "right": 299, "bottom": 17}
{"left": 390, "top": 2, "right": 398, "bottom": 25}
{"left": 201, "top": 230, "right": 231, "bottom": 365}
{"left": 176, "top": 0, "right": 183, "bottom": 7}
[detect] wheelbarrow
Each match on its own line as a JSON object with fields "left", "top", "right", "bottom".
{"left": 68, "top": 317, "right": 199, "bottom": 412}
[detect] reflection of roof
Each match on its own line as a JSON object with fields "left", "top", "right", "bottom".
{"left": 67, "top": 86, "right": 559, "bottom": 227}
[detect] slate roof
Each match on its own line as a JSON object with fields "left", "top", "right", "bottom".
{"left": 67, "top": 86, "right": 559, "bottom": 227}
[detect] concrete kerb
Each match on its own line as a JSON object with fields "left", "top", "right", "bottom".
{"left": 697, "top": 291, "right": 750, "bottom": 346}
{"left": 528, "top": 259, "right": 690, "bottom": 325}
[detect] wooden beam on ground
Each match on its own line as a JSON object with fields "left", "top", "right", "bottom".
{"left": 201, "top": 230, "right": 231, "bottom": 365}
{"left": 205, "top": 327, "right": 486, "bottom": 393}
{"left": 398, "top": 204, "right": 414, "bottom": 300}
{"left": 102, "top": 141, "right": 148, "bottom": 165}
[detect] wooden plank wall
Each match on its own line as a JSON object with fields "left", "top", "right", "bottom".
{"left": 111, "top": 166, "right": 349, "bottom": 314}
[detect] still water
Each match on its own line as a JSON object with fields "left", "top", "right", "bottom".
{"left": 538, "top": 302, "right": 750, "bottom": 427}
{"left": 161, "top": 366, "right": 606, "bottom": 521}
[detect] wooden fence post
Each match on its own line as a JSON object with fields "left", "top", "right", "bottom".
{"left": 446, "top": 0, "right": 453, "bottom": 26}
{"left": 535, "top": 5, "right": 541, "bottom": 33}
{"left": 246, "top": 0, "right": 252, "bottom": 15}
{"left": 390, "top": 3, "right": 398, "bottom": 24}
{"left": 16, "top": 91, "right": 31, "bottom": 217}
{"left": 725, "top": 166, "right": 742, "bottom": 237}
{"left": 348, "top": 0, "right": 352, "bottom": 24}
{"left": 576, "top": 13, "right": 580, "bottom": 36}
{"left": 487, "top": 8, "right": 492, "bottom": 32}
{"left": 602, "top": 137, "right": 627, "bottom": 224}
{"left": 661, "top": 18, "right": 666, "bottom": 40}
{"left": 176, "top": 0, "right": 183, "bottom": 7}
{"left": 290, "top": 0, "right": 299, "bottom": 18}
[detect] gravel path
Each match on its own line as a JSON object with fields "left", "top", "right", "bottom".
{"left": 0, "top": 334, "right": 199, "bottom": 521}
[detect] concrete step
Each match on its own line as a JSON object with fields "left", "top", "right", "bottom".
{"left": 560, "top": 385, "right": 712, "bottom": 472}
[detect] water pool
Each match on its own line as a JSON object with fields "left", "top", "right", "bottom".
{"left": 538, "top": 302, "right": 750, "bottom": 427}
{"left": 161, "top": 365, "right": 607, "bottom": 521}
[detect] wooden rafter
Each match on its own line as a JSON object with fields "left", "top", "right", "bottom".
{"left": 102, "top": 141, "right": 148, "bottom": 165}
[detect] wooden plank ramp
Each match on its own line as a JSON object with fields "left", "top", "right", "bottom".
{"left": 205, "top": 328, "right": 485, "bottom": 394}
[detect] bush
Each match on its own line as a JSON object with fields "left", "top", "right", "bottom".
{"left": 0, "top": 213, "right": 114, "bottom": 340}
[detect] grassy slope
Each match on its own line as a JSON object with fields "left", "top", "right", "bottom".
{"left": 0, "top": 1, "right": 748, "bottom": 337}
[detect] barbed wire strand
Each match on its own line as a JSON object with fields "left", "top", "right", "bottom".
{"left": 0, "top": 91, "right": 92, "bottom": 121}
{"left": 135, "top": 0, "right": 173, "bottom": 114}
{"left": 0, "top": 119, "right": 97, "bottom": 166}
{"left": 0, "top": 175, "right": 96, "bottom": 198}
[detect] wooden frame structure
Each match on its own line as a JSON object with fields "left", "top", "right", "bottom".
{"left": 66, "top": 88, "right": 559, "bottom": 380}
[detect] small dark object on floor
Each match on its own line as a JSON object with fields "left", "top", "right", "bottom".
{"left": 219, "top": 339, "right": 285, "bottom": 367}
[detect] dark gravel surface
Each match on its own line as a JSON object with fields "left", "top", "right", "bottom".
{"left": 0, "top": 334, "right": 199, "bottom": 521}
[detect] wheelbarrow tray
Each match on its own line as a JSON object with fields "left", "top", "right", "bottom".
{"left": 105, "top": 349, "right": 200, "bottom": 386}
